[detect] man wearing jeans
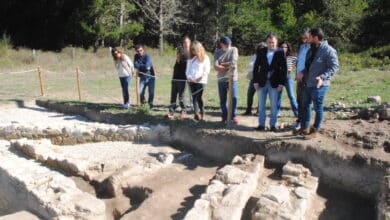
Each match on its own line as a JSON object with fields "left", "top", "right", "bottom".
{"left": 253, "top": 33, "right": 287, "bottom": 132}
{"left": 294, "top": 29, "right": 311, "bottom": 130}
{"left": 214, "top": 36, "right": 239, "bottom": 124}
{"left": 296, "top": 28, "right": 339, "bottom": 139}
{"left": 134, "top": 44, "right": 155, "bottom": 109}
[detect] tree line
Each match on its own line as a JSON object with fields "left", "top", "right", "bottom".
{"left": 0, "top": 0, "right": 388, "bottom": 54}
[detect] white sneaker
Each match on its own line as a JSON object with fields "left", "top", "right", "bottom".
{"left": 123, "top": 103, "right": 130, "bottom": 109}
{"left": 291, "top": 121, "right": 301, "bottom": 130}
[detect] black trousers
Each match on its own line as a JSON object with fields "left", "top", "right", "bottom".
{"left": 246, "top": 79, "right": 256, "bottom": 112}
{"left": 169, "top": 80, "right": 186, "bottom": 113}
{"left": 189, "top": 82, "right": 205, "bottom": 114}
{"left": 296, "top": 81, "right": 304, "bottom": 122}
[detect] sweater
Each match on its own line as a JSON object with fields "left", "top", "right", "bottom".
{"left": 186, "top": 55, "right": 211, "bottom": 84}
{"left": 214, "top": 47, "right": 239, "bottom": 82}
{"left": 115, "top": 54, "right": 134, "bottom": 77}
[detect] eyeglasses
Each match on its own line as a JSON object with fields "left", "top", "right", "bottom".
{"left": 136, "top": 49, "right": 143, "bottom": 53}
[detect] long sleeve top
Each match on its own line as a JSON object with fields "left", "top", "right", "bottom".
{"left": 134, "top": 53, "right": 154, "bottom": 78}
{"left": 186, "top": 55, "right": 211, "bottom": 84}
{"left": 214, "top": 47, "right": 239, "bottom": 82}
{"left": 114, "top": 54, "right": 134, "bottom": 77}
{"left": 297, "top": 44, "right": 310, "bottom": 73}
{"left": 302, "top": 41, "right": 339, "bottom": 87}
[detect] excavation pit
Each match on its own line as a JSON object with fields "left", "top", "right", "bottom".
{"left": 0, "top": 101, "right": 388, "bottom": 219}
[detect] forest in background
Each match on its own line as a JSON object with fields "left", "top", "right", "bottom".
{"left": 0, "top": 0, "right": 388, "bottom": 54}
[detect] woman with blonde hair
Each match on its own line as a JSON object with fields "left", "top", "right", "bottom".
{"left": 186, "top": 41, "right": 210, "bottom": 121}
{"left": 111, "top": 47, "right": 134, "bottom": 109}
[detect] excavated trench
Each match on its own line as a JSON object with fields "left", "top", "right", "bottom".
{"left": 0, "top": 100, "right": 388, "bottom": 219}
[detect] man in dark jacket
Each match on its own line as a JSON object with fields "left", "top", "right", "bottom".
{"left": 134, "top": 44, "right": 155, "bottom": 109}
{"left": 253, "top": 33, "right": 287, "bottom": 132}
{"left": 296, "top": 28, "right": 339, "bottom": 139}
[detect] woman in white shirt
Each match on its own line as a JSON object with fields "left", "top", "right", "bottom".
{"left": 111, "top": 48, "right": 134, "bottom": 109}
{"left": 186, "top": 41, "right": 210, "bottom": 121}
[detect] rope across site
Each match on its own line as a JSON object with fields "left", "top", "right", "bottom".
{"left": 0, "top": 66, "right": 235, "bottom": 108}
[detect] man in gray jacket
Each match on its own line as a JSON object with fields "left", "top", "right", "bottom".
{"left": 296, "top": 28, "right": 339, "bottom": 139}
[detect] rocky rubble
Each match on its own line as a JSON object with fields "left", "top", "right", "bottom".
{"left": 0, "top": 123, "right": 171, "bottom": 145}
{"left": 251, "top": 162, "right": 319, "bottom": 220}
{"left": 357, "top": 103, "right": 390, "bottom": 120}
{"left": 184, "top": 154, "right": 264, "bottom": 220}
{"left": 11, "top": 138, "right": 179, "bottom": 197}
{"left": 0, "top": 140, "right": 106, "bottom": 219}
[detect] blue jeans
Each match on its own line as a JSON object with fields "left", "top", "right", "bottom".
{"left": 119, "top": 76, "right": 131, "bottom": 104}
{"left": 139, "top": 77, "right": 155, "bottom": 107}
{"left": 301, "top": 86, "right": 329, "bottom": 130}
{"left": 277, "top": 74, "right": 299, "bottom": 117}
{"left": 218, "top": 81, "right": 238, "bottom": 121}
{"left": 258, "top": 81, "right": 279, "bottom": 127}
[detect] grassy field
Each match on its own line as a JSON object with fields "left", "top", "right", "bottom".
{"left": 0, "top": 47, "right": 389, "bottom": 119}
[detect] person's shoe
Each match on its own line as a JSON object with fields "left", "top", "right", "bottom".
{"left": 179, "top": 113, "right": 187, "bottom": 119}
{"left": 292, "top": 127, "right": 310, "bottom": 135}
{"left": 199, "top": 112, "right": 205, "bottom": 121}
{"left": 255, "top": 125, "right": 265, "bottom": 131}
{"left": 291, "top": 121, "right": 301, "bottom": 130}
{"left": 270, "top": 126, "right": 278, "bottom": 132}
{"left": 194, "top": 113, "right": 200, "bottom": 121}
{"left": 243, "top": 110, "right": 252, "bottom": 116}
{"left": 304, "top": 128, "right": 319, "bottom": 139}
{"left": 122, "top": 103, "right": 130, "bottom": 109}
{"left": 166, "top": 113, "right": 174, "bottom": 120}
{"left": 232, "top": 117, "right": 239, "bottom": 124}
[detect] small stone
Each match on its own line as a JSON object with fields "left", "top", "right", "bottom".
{"left": 294, "top": 187, "right": 310, "bottom": 199}
{"left": 157, "top": 153, "right": 174, "bottom": 165}
{"left": 232, "top": 155, "right": 244, "bottom": 164}
{"left": 262, "top": 185, "right": 290, "bottom": 204}
{"left": 367, "top": 96, "right": 381, "bottom": 105}
{"left": 215, "top": 165, "right": 247, "bottom": 184}
{"left": 384, "top": 141, "right": 390, "bottom": 153}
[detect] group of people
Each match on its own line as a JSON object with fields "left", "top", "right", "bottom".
{"left": 111, "top": 27, "right": 339, "bottom": 139}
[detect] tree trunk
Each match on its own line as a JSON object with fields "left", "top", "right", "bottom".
{"left": 159, "top": 0, "right": 164, "bottom": 54}
{"left": 120, "top": 1, "right": 125, "bottom": 47}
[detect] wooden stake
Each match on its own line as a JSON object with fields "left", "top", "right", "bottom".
{"left": 227, "top": 74, "right": 233, "bottom": 125}
{"left": 76, "top": 67, "right": 82, "bottom": 101}
{"left": 38, "top": 66, "right": 45, "bottom": 96}
{"left": 135, "top": 72, "right": 140, "bottom": 106}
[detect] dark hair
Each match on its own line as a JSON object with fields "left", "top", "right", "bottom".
{"left": 279, "top": 41, "right": 295, "bottom": 56}
{"left": 111, "top": 47, "right": 122, "bottom": 60}
{"left": 134, "top": 44, "right": 144, "bottom": 50}
{"left": 182, "top": 35, "right": 191, "bottom": 42}
{"left": 309, "top": 28, "right": 325, "bottom": 41}
{"left": 265, "top": 33, "right": 278, "bottom": 41}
